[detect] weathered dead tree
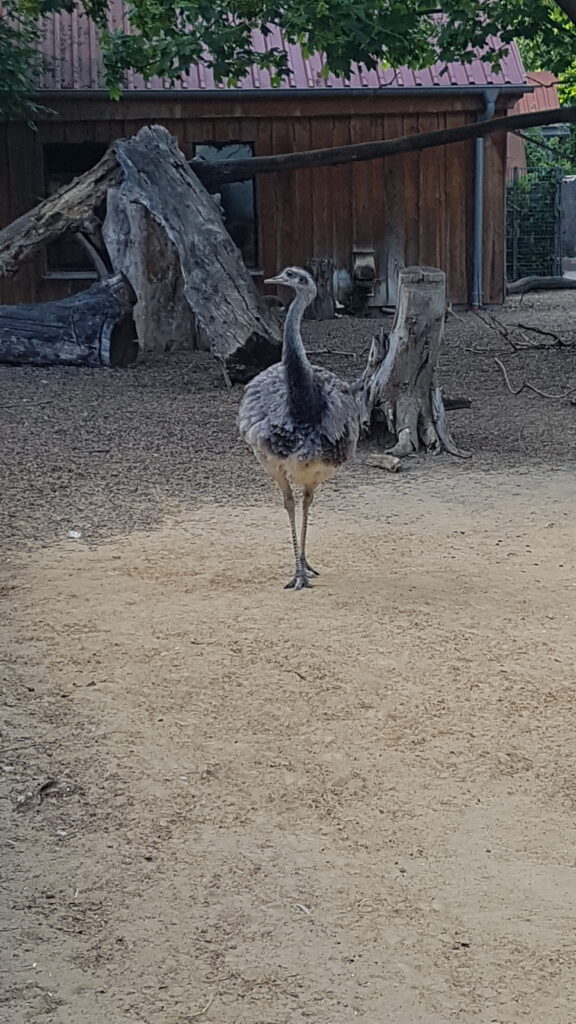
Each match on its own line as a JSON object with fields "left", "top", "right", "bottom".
{"left": 0, "top": 273, "right": 137, "bottom": 367}
{"left": 0, "top": 126, "right": 281, "bottom": 380}
{"left": 102, "top": 126, "right": 281, "bottom": 377}
{"left": 354, "top": 266, "right": 469, "bottom": 457}
{"left": 304, "top": 258, "right": 335, "bottom": 320}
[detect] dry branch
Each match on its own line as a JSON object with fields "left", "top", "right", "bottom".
{"left": 443, "top": 395, "right": 471, "bottom": 410}
{"left": 514, "top": 322, "right": 572, "bottom": 348}
{"left": 75, "top": 232, "right": 109, "bottom": 280}
{"left": 494, "top": 358, "right": 576, "bottom": 400}
{"left": 365, "top": 453, "right": 402, "bottom": 472}
{"left": 476, "top": 310, "right": 571, "bottom": 351}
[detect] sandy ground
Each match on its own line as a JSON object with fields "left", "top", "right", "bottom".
{"left": 2, "top": 293, "right": 576, "bottom": 1023}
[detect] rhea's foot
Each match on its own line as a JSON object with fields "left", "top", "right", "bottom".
{"left": 303, "top": 560, "right": 320, "bottom": 578}
{"left": 284, "top": 572, "right": 313, "bottom": 591}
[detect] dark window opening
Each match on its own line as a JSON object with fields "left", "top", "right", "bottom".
{"left": 43, "top": 142, "right": 107, "bottom": 276}
{"left": 194, "top": 143, "right": 257, "bottom": 268}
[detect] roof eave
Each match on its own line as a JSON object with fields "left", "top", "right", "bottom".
{"left": 36, "top": 84, "right": 533, "bottom": 99}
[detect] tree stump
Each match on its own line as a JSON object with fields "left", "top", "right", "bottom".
{"left": 0, "top": 273, "right": 137, "bottom": 367}
{"left": 304, "top": 258, "right": 335, "bottom": 320}
{"left": 354, "top": 266, "right": 469, "bottom": 457}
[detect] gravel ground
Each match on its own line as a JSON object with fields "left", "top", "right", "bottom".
{"left": 1, "top": 289, "right": 576, "bottom": 548}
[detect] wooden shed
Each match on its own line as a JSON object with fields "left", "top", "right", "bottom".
{"left": 0, "top": 6, "right": 529, "bottom": 308}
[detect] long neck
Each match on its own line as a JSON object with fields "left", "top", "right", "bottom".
{"left": 283, "top": 291, "right": 315, "bottom": 420}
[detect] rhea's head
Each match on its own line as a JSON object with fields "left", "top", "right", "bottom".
{"left": 265, "top": 266, "right": 317, "bottom": 304}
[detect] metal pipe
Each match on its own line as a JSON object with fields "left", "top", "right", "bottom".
{"left": 471, "top": 87, "right": 500, "bottom": 308}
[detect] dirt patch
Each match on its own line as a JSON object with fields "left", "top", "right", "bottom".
{"left": 2, "top": 468, "right": 576, "bottom": 1023}
{"left": 2, "top": 292, "right": 576, "bottom": 1022}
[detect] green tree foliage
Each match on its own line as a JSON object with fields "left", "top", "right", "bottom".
{"left": 0, "top": 0, "right": 45, "bottom": 118}
{"left": 2, "top": 0, "right": 576, "bottom": 116}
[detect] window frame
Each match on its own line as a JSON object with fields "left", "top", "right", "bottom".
{"left": 193, "top": 141, "right": 259, "bottom": 271}
{"left": 42, "top": 142, "right": 108, "bottom": 280}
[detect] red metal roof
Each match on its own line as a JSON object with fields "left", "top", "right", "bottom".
{"left": 512, "top": 71, "right": 560, "bottom": 114}
{"left": 507, "top": 72, "right": 562, "bottom": 175}
{"left": 34, "top": 1, "right": 527, "bottom": 93}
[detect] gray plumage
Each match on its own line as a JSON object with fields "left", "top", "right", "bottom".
{"left": 238, "top": 266, "right": 359, "bottom": 590}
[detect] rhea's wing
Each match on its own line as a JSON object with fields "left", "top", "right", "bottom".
{"left": 310, "top": 366, "right": 360, "bottom": 449}
{"left": 238, "top": 363, "right": 288, "bottom": 447}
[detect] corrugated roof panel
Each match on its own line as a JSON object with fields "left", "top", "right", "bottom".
{"left": 21, "top": 3, "right": 528, "bottom": 92}
{"left": 513, "top": 72, "right": 560, "bottom": 114}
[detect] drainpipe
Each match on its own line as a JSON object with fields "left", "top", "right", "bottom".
{"left": 471, "top": 88, "right": 500, "bottom": 308}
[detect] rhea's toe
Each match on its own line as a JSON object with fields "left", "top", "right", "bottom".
{"left": 294, "top": 574, "right": 313, "bottom": 591}
{"left": 284, "top": 574, "right": 313, "bottom": 591}
{"left": 304, "top": 560, "right": 320, "bottom": 578}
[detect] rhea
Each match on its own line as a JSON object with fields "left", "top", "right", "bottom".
{"left": 238, "top": 266, "right": 359, "bottom": 590}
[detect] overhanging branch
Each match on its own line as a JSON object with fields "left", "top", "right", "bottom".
{"left": 191, "top": 105, "right": 576, "bottom": 186}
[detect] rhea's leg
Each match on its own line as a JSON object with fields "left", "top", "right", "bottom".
{"left": 300, "top": 485, "right": 319, "bottom": 577}
{"left": 274, "top": 473, "right": 311, "bottom": 591}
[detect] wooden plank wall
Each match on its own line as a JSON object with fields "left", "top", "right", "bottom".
{"left": 0, "top": 95, "right": 513, "bottom": 306}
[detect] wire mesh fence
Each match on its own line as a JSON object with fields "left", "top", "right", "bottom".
{"left": 506, "top": 167, "right": 563, "bottom": 281}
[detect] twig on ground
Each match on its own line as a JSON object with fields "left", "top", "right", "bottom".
{"left": 307, "top": 348, "right": 357, "bottom": 357}
{"left": 514, "top": 322, "right": 573, "bottom": 347}
{"left": 476, "top": 310, "right": 572, "bottom": 350}
{"left": 494, "top": 358, "right": 576, "bottom": 399}
{"left": 446, "top": 303, "right": 466, "bottom": 322}
{"left": 365, "top": 452, "right": 402, "bottom": 472}
{"left": 213, "top": 352, "right": 233, "bottom": 390}
{"left": 188, "top": 990, "right": 216, "bottom": 1018}
{"left": 443, "top": 395, "right": 471, "bottom": 410}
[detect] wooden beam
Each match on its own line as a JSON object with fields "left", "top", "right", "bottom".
{"left": 190, "top": 105, "right": 576, "bottom": 185}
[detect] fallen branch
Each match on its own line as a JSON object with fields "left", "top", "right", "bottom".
{"left": 75, "top": 232, "right": 109, "bottom": 281}
{"left": 507, "top": 276, "right": 576, "bottom": 295}
{"left": 188, "top": 990, "right": 216, "bottom": 1019}
{"left": 494, "top": 358, "right": 576, "bottom": 400}
{"left": 476, "top": 311, "right": 570, "bottom": 351}
{"left": 213, "top": 351, "right": 233, "bottom": 389}
{"left": 514, "top": 322, "right": 573, "bottom": 348}
{"left": 307, "top": 347, "right": 357, "bottom": 357}
{"left": 365, "top": 452, "right": 402, "bottom": 472}
{"left": 443, "top": 395, "right": 471, "bottom": 410}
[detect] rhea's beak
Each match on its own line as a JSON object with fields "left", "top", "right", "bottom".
{"left": 264, "top": 274, "right": 285, "bottom": 286}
